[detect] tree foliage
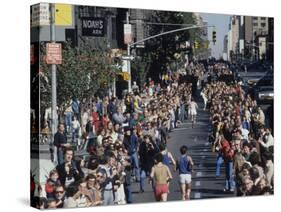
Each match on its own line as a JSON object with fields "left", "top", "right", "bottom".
{"left": 131, "top": 52, "right": 152, "bottom": 88}
{"left": 39, "top": 39, "right": 120, "bottom": 113}
{"left": 136, "top": 11, "right": 206, "bottom": 81}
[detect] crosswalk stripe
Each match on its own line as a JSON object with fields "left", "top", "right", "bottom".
{"left": 195, "top": 181, "right": 201, "bottom": 186}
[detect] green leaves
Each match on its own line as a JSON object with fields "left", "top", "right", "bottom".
{"left": 39, "top": 39, "right": 120, "bottom": 113}
{"left": 144, "top": 11, "right": 199, "bottom": 74}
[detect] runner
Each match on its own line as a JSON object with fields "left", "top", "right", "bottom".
{"left": 189, "top": 97, "right": 198, "bottom": 128}
{"left": 150, "top": 153, "right": 173, "bottom": 202}
{"left": 159, "top": 144, "right": 176, "bottom": 171}
{"left": 177, "top": 145, "right": 194, "bottom": 200}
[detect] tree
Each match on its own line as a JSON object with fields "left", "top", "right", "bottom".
{"left": 140, "top": 11, "right": 202, "bottom": 81}
{"left": 39, "top": 39, "right": 120, "bottom": 115}
{"left": 131, "top": 52, "right": 152, "bottom": 88}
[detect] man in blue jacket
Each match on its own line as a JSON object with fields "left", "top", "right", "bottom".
{"left": 123, "top": 127, "right": 140, "bottom": 182}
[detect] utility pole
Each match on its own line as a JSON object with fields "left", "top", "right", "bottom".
{"left": 50, "top": 3, "right": 58, "bottom": 142}
{"left": 126, "top": 11, "right": 132, "bottom": 93}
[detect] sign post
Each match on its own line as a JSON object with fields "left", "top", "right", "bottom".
{"left": 124, "top": 12, "right": 132, "bottom": 92}
{"left": 50, "top": 4, "right": 58, "bottom": 147}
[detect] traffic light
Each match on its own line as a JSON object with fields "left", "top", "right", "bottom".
{"left": 123, "top": 72, "right": 130, "bottom": 81}
{"left": 117, "top": 72, "right": 130, "bottom": 81}
{"left": 194, "top": 41, "right": 199, "bottom": 49}
{"left": 212, "top": 31, "right": 216, "bottom": 44}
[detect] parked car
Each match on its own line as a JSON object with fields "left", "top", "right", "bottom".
{"left": 253, "top": 72, "right": 273, "bottom": 104}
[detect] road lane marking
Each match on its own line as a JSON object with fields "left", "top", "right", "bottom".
{"left": 201, "top": 155, "right": 206, "bottom": 159}
{"left": 194, "top": 192, "right": 201, "bottom": 199}
{"left": 194, "top": 136, "right": 197, "bottom": 142}
{"left": 173, "top": 127, "right": 189, "bottom": 131}
{"left": 195, "top": 181, "right": 201, "bottom": 186}
{"left": 205, "top": 142, "right": 209, "bottom": 146}
{"left": 203, "top": 149, "right": 208, "bottom": 152}
{"left": 196, "top": 172, "right": 202, "bottom": 177}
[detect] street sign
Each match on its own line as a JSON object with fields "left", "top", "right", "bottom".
{"left": 122, "top": 60, "right": 128, "bottom": 72}
{"left": 122, "top": 55, "right": 134, "bottom": 60}
{"left": 31, "top": 3, "right": 50, "bottom": 27}
{"left": 46, "top": 43, "right": 62, "bottom": 64}
{"left": 124, "top": 24, "right": 132, "bottom": 44}
{"left": 55, "top": 4, "right": 73, "bottom": 26}
{"left": 110, "top": 49, "right": 123, "bottom": 58}
{"left": 81, "top": 18, "right": 105, "bottom": 37}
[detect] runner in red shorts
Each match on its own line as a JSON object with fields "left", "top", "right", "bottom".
{"left": 150, "top": 153, "right": 173, "bottom": 201}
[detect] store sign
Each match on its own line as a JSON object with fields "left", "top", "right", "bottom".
{"left": 81, "top": 18, "right": 105, "bottom": 37}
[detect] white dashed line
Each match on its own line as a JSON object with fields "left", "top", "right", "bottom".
{"left": 196, "top": 172, "right": 202, "bottom": 177}
{"left": 205, "top": 142, "right": 209, "bottom": 146}
{"left": 203, "top": 149, "right": 208, "bottom": 152}
{"left": 201, "top": 155, "right": 206, "bottom": 159}
{"left": 194, "top": 192, "right": 201, "bottom": 199}
{"left": 195, "top": 181, "right": 201, "bottom": 186}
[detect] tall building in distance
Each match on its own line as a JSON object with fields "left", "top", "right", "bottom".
{"left": 252, "top": 16, "right": 268, "bottom": 36}
{"left": 226, "top": 14, "right": 273, "bottom": 62}
{"left": 223, "top": 34, "right": 228, "bottom": 60}
{"left": 202, "top": 21, "right": 209, "bottom": 41}
{"left": 267, "top": 17, "right": 274, "bottom": 62}
{"left": 227, "top": 16, "right": 239, "bottom": 61}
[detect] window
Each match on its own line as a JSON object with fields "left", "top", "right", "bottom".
{"left": 261, "top": 17, "right": 266, "bottom": 20}
{"left": 253, "top": 23, "right": 258, "bottom": 26}
{"left": 261, "top": 23, "right": 266, "bottom": 27}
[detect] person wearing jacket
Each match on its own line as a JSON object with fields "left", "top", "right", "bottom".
{"left": 56, "top": 148, "right": 83, "bottom": 188}
{"left": 221, "top": 137, "right": 235, "bottom": 192}
{"left": 123, "top": 127, "right": 140, "bottom": 182}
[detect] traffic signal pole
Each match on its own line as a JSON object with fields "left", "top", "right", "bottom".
{"left": 126, "top": 24, "right": 214, "bottom": 91}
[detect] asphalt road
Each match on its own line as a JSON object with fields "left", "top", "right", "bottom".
{"left": 130, "top": 97, "right": 235, "bottom": 203}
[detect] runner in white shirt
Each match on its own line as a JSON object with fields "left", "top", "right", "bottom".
{"left": 189, "top": 97, "right": 198, "bottom": 128}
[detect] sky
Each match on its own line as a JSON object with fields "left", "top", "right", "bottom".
{"left": 200, "top": 13, "right": 230, "bottom": 59}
